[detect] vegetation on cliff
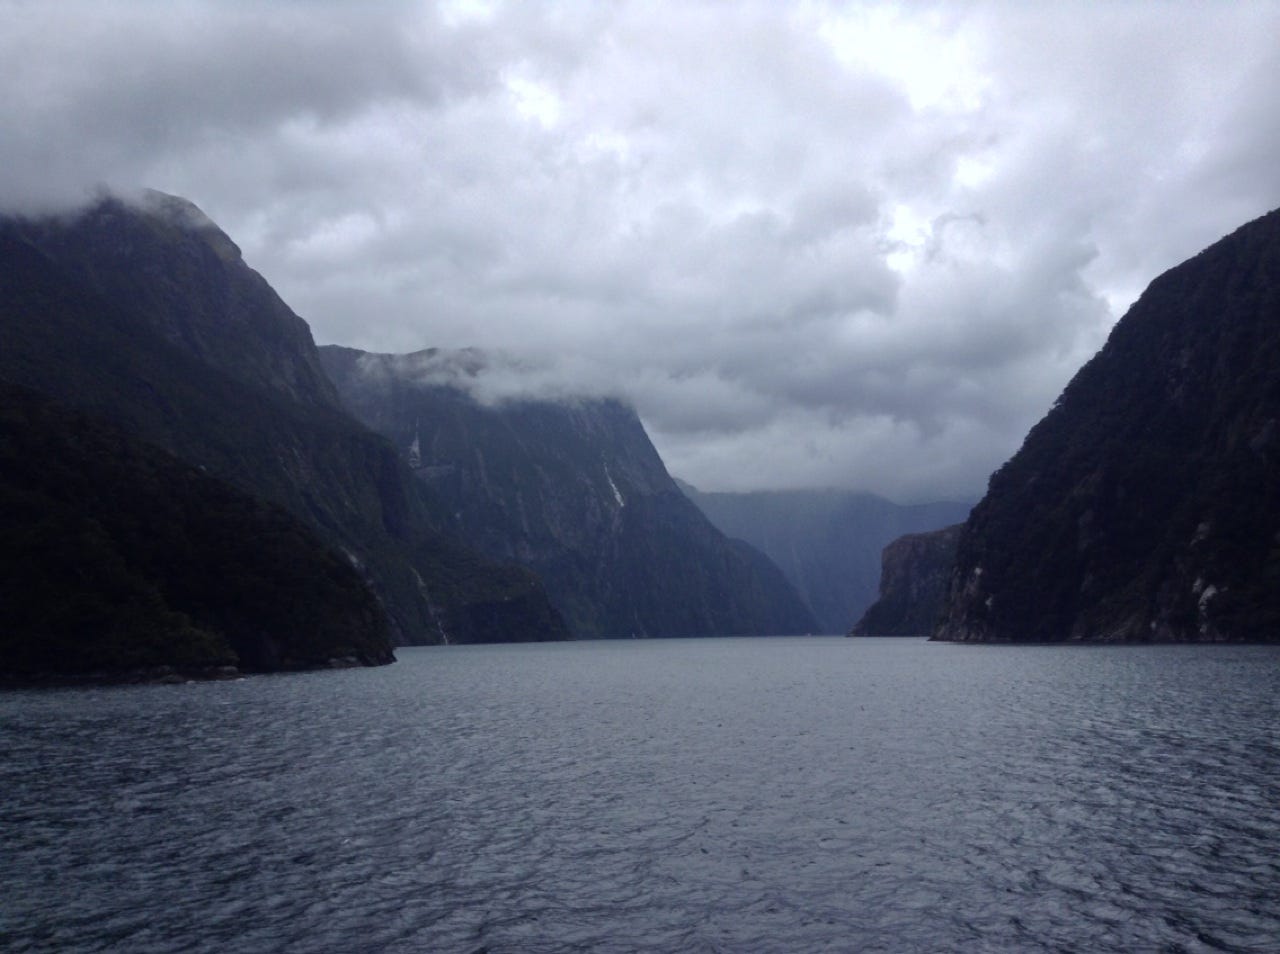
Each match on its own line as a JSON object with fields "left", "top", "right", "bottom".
{"left": 850, "top": 524, "right": 962, "bottom": 636}
{"left": 935, "top": 208, "right": 1280, "bottom": 642}
{"left": 0, "top": 385, "right": 394, "bottom": 678}
{"left": 0, "top": 194, "right": 569, "bottom": 661}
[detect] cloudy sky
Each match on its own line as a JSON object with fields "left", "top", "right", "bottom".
{"left": 4, "top": 1, "right": 1279, "bottom": 501}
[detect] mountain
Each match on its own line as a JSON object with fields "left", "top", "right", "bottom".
{"left": 19, "top": 191, "right": 342, "bottom": 410}
{"left": 935, "top": 208, "right": 1280, "bottom": 643}
{"left": 0, "top": 384, "right": 393, "bottom": 680}
{"left": 849, "top": 524, "right": 962, "bottom": 636}
{"left": 680, "top": 484, "right": 972, "bottom": 633}
{"left": 319, "top": 346, "right": 820, "bottom": 638}
{"left": 0, "top": 193, "right": 569, "bottom": 665}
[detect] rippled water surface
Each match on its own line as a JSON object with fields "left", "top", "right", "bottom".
{"left": 3, "top": 638, "right": 1279, "bottom": 952}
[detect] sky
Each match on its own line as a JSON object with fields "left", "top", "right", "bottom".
{"left": 3, "top": 1, "right": 1279, "bottom": 502}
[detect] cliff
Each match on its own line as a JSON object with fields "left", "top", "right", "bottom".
{"left": 934, "top": 208, "right": 1280, "bottom": 643}
{"left": 0, "top": 193, "right": 569, "bottom": 663}
{"left": 681, "top": 484, "right": 971, "bottom": 633}
{"left": 849, "top": 524, "right": 962, "bottom": 636}
{"left": 19, "top": 191, "right": 341, "bottom": 410}
{"left": 0, "top": 384, "right": 394, "bottom": 680}
{"left": 320, "top": 346, "right": 819, "bottom": 638}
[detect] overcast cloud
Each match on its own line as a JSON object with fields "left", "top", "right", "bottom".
{"left": 3, "top": 0, "right": 1279, "bottom": 500}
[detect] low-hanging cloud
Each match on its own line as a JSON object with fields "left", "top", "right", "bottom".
{"left": 4, "top": 0, "right": 1279, "bottom": 501}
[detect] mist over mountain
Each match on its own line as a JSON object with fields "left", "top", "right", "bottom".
{"left": 680, "top": 484, "right": 971, "bottom": 633}
{"left": 13, "top": 185, "right": 1278, "bottom": 670}
{"left": 935, "top": 208, "right": 1280, "bottom": 643}
{"left": 23, "top": 190, "right": 343, "bottom": 410}
{"left": 320, "top": 346, "right": 819, "bottom": 638}
{"left": 0, "top": 192, "right": 568, "bottom": 675}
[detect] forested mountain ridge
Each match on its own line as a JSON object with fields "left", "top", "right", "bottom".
{"left": 321, "top": 346, "right": 819, "bottom": 638}
{"left": 0, "top": 193, "right": 569, "bottom": 675}
{"left": 0, "top": 384, "right": 394, "bottom": 679}
{"left": 935, "top": 208, "right": 1280, "bottom": 643}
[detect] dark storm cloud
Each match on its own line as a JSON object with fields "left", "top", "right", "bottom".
{"left": 3, "top": 0, "right": 1279, "bottom": 500}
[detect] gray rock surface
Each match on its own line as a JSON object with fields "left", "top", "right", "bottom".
{"left": 321, "top": 346, "right": 819, "bottom": 638}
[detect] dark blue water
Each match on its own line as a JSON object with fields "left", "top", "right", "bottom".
{"left": 2, "top": 638, "right": 1278, "bottom": 953}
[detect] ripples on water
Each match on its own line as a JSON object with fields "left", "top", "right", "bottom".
{"left": 2, "top": 638, "right": 1278, "bottom": 953}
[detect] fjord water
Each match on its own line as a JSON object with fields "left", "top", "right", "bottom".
{"left": 3, "top": 639, "right": 1278, "bottom": 953}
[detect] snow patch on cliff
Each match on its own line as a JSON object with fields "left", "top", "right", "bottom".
{"left": 604, "top": 462, "right": 625, "bottom": 508}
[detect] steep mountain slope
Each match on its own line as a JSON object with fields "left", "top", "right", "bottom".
{"left": 320, "top": 347, "right": 819, "bottom": 638}
{"left": 0, "top": 194, "right": 568, "bottom": 650}
{"left": 849, "top": 524, "right": 962, "bottom": 636}
{"left": 1, "top": 384, "right": 393, "bottom": 679}
{"left": 935, "top": 208, "right": 1280, "bottom": 642}
{"left": 24, "top": 191, "right": 341, "bottom": 409}
{"left": 681, "top": 485, "right": 972, "bottom": 633}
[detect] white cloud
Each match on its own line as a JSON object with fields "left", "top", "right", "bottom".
{"left": 3, "top": 0, "right": 1278, "bottom": 500}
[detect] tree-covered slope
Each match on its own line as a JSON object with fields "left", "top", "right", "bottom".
{"left": 0, "top": 384, "right": 394, "bottom": 679}
{"left": 321, "top": 346, "right": 819, "bottom": 638}
{"left": 850, "top": 524, "right": 962, "bottom": 636}
{"left": 935, "top": 208, "right": 1280, "bottom": 642}
{"left": 0, "top": 195, "right": 568, "bottom": 649}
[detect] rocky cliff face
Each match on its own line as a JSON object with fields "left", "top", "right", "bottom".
{"left": 0, "top": 194, "right": 569, "bottom": 660}
{"left": 935, "top": 208, "right": 1280, "bottom": 643}
{"left": 19, "top": 191, "right": 340, "bottom": 409}
{"left": 850, "top": 524, "right": 962, "bottom": 636}
{"left": 320, "top": 346, "right": 819, "bottom": 638}
{"left": 0, "top": 383, "right": 394, "bottom": 679}
{"left": 681, "top": 484, "right": 971, "bottom": 633}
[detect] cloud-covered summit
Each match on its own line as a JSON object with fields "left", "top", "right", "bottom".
{"left": 4, "top": 0, "right": 1278, "bottom": 500}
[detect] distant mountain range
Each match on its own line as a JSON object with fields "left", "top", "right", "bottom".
{"left": 8, "top": 189, "right": 1275, "bottom": 673}
{"left": 0, "top": 191, "right": 820, "bottom": 678}
{"left": 680, "top": 483, "right": 971, "bottom": 633}
{"left": 935, "top": 207, "right": 1280, "bottom": 643}
{"left": 849, "top": 524, "right": 963, "bottom": 636}
{"left": 320, "top": 347, "right": 818, "bottom": 638}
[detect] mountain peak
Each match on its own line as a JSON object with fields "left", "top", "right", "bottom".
{"left": 4, "top": 191, "right": 339, "bottom": 409}
{"left": 135, "top": 189, "right": 243, "bottom": 263}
